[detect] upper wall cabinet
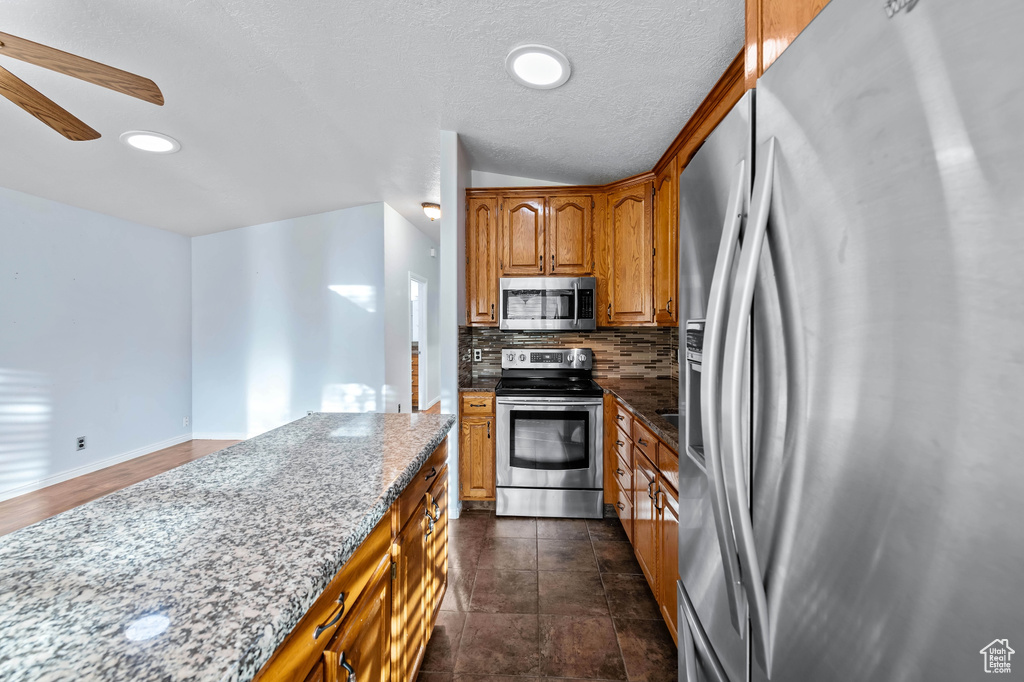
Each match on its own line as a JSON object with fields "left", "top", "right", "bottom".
{"left": 548, "top": 195, "right": 594, "bottom": 276}
{"left": 746, "top": 0, "right": 830, "bottom": 86}
{"left": 500, "top": 197, "right": 546, "bottom": 275}
{"left": 466, "top": 196, "right": 499, "bottom": 326}
{"left": 653, "top": 159, "right": 678, "bottom": 326}
{"left": 605, "top": 181, "right": 653, "bottom": 325}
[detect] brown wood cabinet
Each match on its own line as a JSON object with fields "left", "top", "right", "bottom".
{"left": 467, "top": 196, "right": 499, "bottom": 325}
{"left": 605, "top": 181, "right": 654, "bottom": 324}
{"left": 255, "top": 440, "right": 449, "bottom": 682}
{"left": 547, "top": 195, "right": 594, "bottom": 275}
{"left": 746, "top": 0, "right": 830, "bottom": 87}
{"left": 653, "top": 158, "right": 678, "bottom": 326}
{"left": 604, "top": 399, "right": 679, "bottom": 643}
{"left": 657, "top": 475, "right": 679, "bottom": 641}
{"left": 323, "top": 557, "right": 391, "bottom": 682}
{"left": 501, "top": 196, "right": 546, "bottom": 275}
{"left": 459, "top": 392, "right": 496, "bottom": 501}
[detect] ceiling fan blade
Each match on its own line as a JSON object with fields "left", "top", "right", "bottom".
{"left": 0, "top": 31, "right": 163, "bottom": 105}
{"left": 0, "top": 64, "right": 100, "bottom": 140}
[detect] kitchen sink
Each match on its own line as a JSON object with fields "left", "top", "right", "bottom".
{"left": 658, "top": 412, "right": 679, "bottom": 428}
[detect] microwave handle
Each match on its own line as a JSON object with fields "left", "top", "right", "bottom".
{"left": 573, "top": 281, "right": 579, "bottom": 327}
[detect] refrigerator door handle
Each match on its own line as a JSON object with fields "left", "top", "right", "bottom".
{"left": 700, "top": 159, "right": 749, "bottom": 633}
{"left": 722, "top": 138, "right": 777, "bottom": 677}
{"left": 678, "top": 580, "right": 731, "bottom": 682}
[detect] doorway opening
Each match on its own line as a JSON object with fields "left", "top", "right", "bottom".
{"left": 410, "top": 275, "right": 427, "bottom": 412}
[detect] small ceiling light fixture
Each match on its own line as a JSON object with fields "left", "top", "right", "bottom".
{"left": 505, "top": 45, "right": 571, "bottom": 89}
{"left": 119, "top": 130, "right": 180, "bottom": 154}
{"left": 422, "top": 203, "right": 441, "bottom": 221}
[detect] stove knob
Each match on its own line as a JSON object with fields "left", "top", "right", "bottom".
{"left": 577, "top": 352, "right": 587, "bottom": 363}
{"left": 519, "top": 354, "right": 526, "bottom": 362}
{"left": 506, "top": 353, "right": 515, "bottom": 362}
{"left": 567, "top": 354, "right": 576, "bottom": 363}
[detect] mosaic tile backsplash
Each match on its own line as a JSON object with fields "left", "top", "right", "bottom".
{"left": 459, "top": 326, "right": 679, "bottom": 384}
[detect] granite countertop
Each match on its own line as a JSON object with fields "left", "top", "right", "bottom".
{"left": 459, "top": 377, "right": 499, "bottom": 392}
{"left": 600, "top": 378, "right": 680, "bottom": 449}
{"left": 0, "top": 412, "right": 456, "bottom": 682}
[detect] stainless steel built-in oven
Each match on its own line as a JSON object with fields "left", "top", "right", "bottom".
{"left": 495, "top": 348, "right": 604, "bottom": 518}
{"left": 499, "top": 277, "right": 597, "bottom": 331}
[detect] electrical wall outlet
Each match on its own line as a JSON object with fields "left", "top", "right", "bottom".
{"left": 183, "top": 416, "right": 190, "bottom": 428}
{"left": 473, "top": 349, "right": 482, "bottom": 362}
{"left": 76, "top": 436, "right": 86, "bottom": 451}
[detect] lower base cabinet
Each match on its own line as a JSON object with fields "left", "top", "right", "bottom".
{"left": 255, "top": 440, "right": 449, "bottom": 682}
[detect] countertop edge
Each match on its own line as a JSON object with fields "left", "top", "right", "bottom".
{"left": 602, "top": 385, "right": 679, "bottom": 450}
{"left": 230, "top": 414, "right": 456, "bottom": 682}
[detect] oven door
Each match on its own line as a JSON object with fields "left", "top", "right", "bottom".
{"left": 499, "top": 277, "right": 596, "bottom": 331}
{"left": 496, "top": 396, "right": 604, "bottom": 490}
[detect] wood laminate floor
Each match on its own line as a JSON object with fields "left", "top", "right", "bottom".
{"left": 0, "top": 439, "right": 240, "bottom": 537}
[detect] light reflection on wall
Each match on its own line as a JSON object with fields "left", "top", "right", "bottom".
{"left": 0, "top": 369, "right": 50, "bottom": 495}
{"left": 328, "top": 285, "right": 377, "bottom": 313}
{"left": 322, "top": 384, "right": 378, "bottom": 413}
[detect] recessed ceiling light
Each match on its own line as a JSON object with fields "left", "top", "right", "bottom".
{"left": 422, "top": 203, "right": 441, "bottom": 221}
{"left": 119, "top": 130, "right": 180, "bottom": 154}
{"left": 505, "top": 45, "right": 571, "bottom": 89}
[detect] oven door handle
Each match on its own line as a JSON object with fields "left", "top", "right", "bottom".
{"left": 497, "top": 397, "right": 604, "bottom": 407}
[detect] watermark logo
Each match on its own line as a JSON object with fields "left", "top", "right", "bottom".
{"left": 884, "top": 0, "right": 920, "bottom": 18}
{"left": 980, "top": 639, "right": 1014, "bottom": 674}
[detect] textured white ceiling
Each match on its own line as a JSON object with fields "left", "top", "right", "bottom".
{"left": 0, "top": 0, "right": 743, "bottom": 240}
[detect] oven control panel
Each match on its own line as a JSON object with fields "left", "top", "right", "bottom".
{"left": 501, "top": 348, "right": 593, "bottom": 370}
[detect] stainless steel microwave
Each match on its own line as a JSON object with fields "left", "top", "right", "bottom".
{"left": 499, "top": 277, "right": 597, "bottom": 331}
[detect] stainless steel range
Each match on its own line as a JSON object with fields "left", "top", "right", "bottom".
{"left": 495, "top": 347, "right": 604, "bottom": 519}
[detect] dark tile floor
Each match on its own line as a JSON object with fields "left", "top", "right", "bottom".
{"left": 418, "top": 510, "right": 678, "bottom": 682}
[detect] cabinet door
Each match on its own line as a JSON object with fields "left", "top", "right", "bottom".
{"left": 657, "top": 481, "right": 679, "bottom": 644}
{"left": 547, "top": 195, "right": 593, "bottom": 275}
{"left": 324, "top": 559, "right": 391, "bottom": 682}
{"left": 501, "top": 197, "right": 546, "bottom": 275}
{"left": 393, "top": 500, "right": 430, "bottom": 682}
{"left": 653, "top": 160, "right": 678, "bottom": 326}
{"left": 459, "top": 417, "right": 495, "bottom": 500}
{"left": 427, "top": 471, "right": 449, "bottom": 623}
{"left": 467, "top": 196, "right": 499, "bottom": 325}
{"left": 607, "top": 183, "right": 653, "bottom": 324}
{"left": 632, "top": 452, "right": 658, "bottom": 589}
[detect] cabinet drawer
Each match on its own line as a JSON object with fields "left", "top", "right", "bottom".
{"left": 613, "top": 450, "right": 632, "bottom": 502}
{"left": 397, "top": 440, "right": 449, "bottom": 532}
{"left": 632, "top": 419, "right": 657, "bottom": 463}
{"left": 461, "top": 393, "right": 495, "bottom": 416}
{"left": 610, "top": 400, "right": 633, "bottom": 434}
{"left": 658, "top": 441, "right": 679, "bottom": 494}
{"left": 612, "top": 425, "right": 632, "bottom": 464}
{"left": 616, "top": 486, "right": 633, "bottom": 543}
{"left": 254, "top": 510, "right": 392, "bottom": 681}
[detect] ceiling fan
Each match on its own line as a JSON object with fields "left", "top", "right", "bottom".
{"left": 0, "top": 31, "right": 163, "bottom": 141}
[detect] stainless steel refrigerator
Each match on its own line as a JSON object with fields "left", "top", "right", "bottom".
{"left": 677, "top": 0, "right": 1024, "bottom": 679}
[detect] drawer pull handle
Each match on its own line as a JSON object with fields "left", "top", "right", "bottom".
{"left": 424, "top": 466, "right": 438, "bottom": 481}
{"left": 432, "top": 499, "right": 442, "bottom": 522}
{"left": 425, "top": 509, "right": 435, "bottom": 540}
{"left": 616, "top": 468, "right": 625, "bottom": 476}
{"left": 616, "top": 415, "right": 625, "bottom": 421}
{"left": 638, "top": 438, "right": 649, "bottom": 447}
{"left": 487, "top": 420, "right": 491, "bottom": 439}
{"left": 490, "top": 303, "right": 494, "bottom": 320}
{"left": 616, "top": 440, "right": 625, "bottom": 446}
{"left": 469, "top": 403, "right": 487, "bottom": 407}
{"left": 313, "top": 593, "right": 346, "bottom": 639}
{"left": 339, "top": 652, "right": 355, "bottom": 681}
{"left": 648, "top": 480, "right": 657, "bottom": 500}
{"left": 617, "top": 502, "right": 625, "bottom": 511}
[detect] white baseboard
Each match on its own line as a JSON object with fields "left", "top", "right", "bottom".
{"left": 191, "top": 432, "right": 247, "bottom": 440}
{"left": 0, "top": 432, "right": 193, "bottom": 503}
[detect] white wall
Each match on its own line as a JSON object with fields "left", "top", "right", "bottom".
{"left": 192, "top": 204, "right": 386, "bottom": 438}
{"left": 470, "top": 170, "right": 570, "bottom": 188}
{"left": 383, "top": 204, "right": 440, "bottom": 414}
{"left": 0, "top": 187, "right": 192, "bottom": 500}
{"left": 440, "top": 131, "right": 470, "bottom": 517}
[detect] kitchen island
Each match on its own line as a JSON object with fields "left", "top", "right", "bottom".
{"left": 0, "top": 412, "right": 455, "bottom": 682}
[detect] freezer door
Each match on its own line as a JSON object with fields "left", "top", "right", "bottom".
{"left": 749, "top": 0, "right": 1024, "bottom": 679}
{"left": 677, "top": 92, "right": 752, "bottom": 682}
